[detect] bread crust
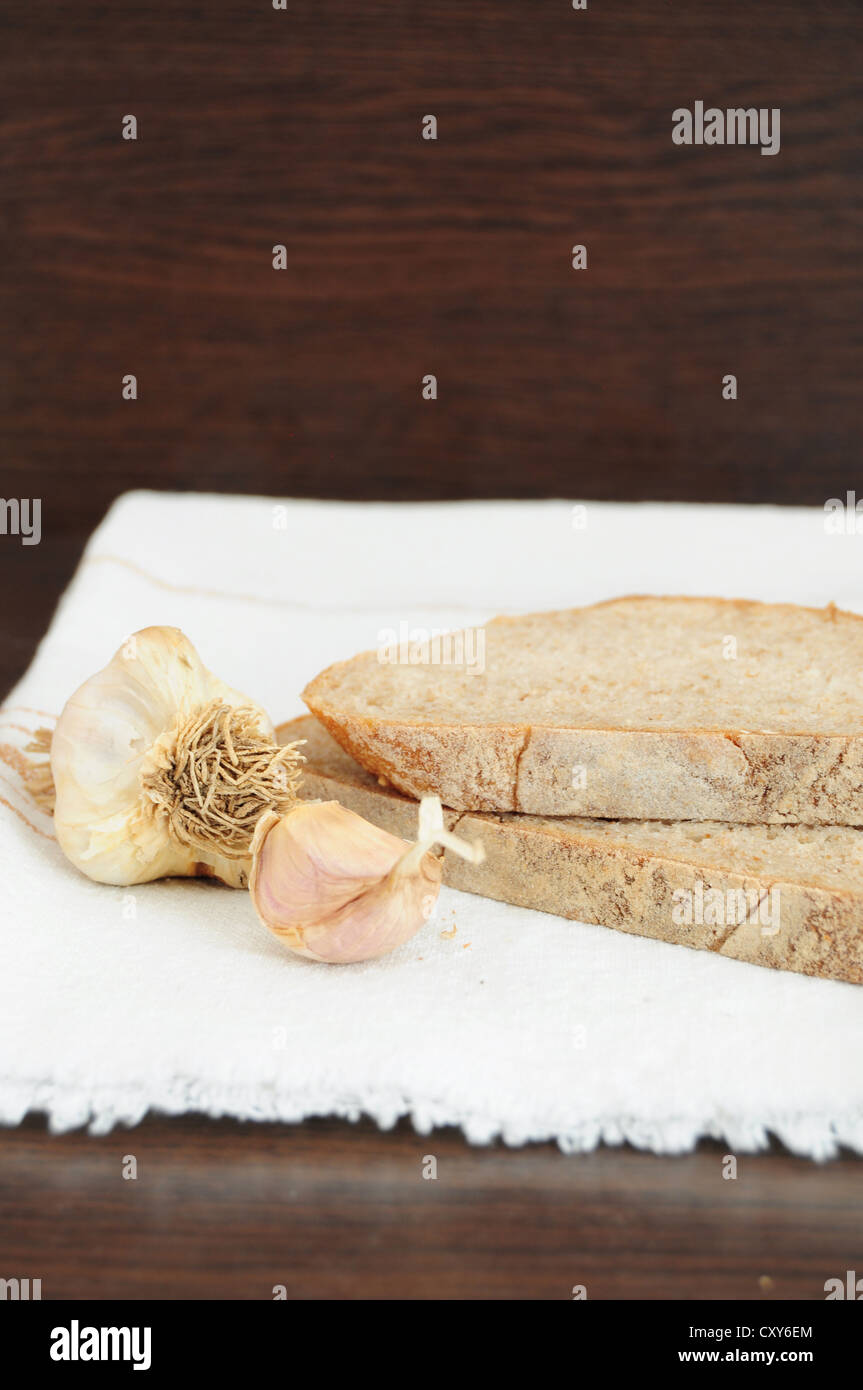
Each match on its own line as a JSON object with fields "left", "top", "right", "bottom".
{"left": 280, "top": 715, "right": 863, "bottom": 985}
{"left": 302, "top": 596, "right": 863, "bottom": 823}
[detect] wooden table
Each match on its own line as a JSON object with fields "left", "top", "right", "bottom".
{"left": 2, "top": 1111, "right": 862, "bottom": 1301}
{"left": 3, "top": 1, "right": 862, "bottom": 515}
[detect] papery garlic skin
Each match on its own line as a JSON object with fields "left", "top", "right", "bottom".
{"left": 249, "top": 798, "right": 483, "bottom": 964}
{"left": 51, "top": 627, "right": 296, "bottom": 887}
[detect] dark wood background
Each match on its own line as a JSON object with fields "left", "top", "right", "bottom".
{"left": 4, "top": 0, "right": 863, "bottom": 516}
{"left": 3, "top": 1115, "right": 862, "bottom": 1300}
{"left": 2, "top": 1, "right": 862, "bottom": 1299}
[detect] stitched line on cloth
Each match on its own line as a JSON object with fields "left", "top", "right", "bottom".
{"left": 84, "top": 553, "right": 492, "bottom": 615}
{"left": 0, "top": 707, "right": 58, "bottom": 722}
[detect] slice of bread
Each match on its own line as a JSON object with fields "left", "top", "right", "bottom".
{"left": 303, "top": 596, "right": 863, "bottom": 824}
{"left": 278, "top": 714, "right": 863, "bottom": 985}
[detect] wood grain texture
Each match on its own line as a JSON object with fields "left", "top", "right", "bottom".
{"left": 1, "top": 1115, "right": 861, "bottom": 1301}
{"left": 1, "top": 0, "right": 861, "bottom": 525}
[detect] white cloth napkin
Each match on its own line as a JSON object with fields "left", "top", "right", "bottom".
{"left": 2, "top": 491, "right": 862, "bottom": 1157}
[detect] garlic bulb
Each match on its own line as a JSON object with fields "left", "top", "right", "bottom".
{"left": 47, "top": 627, "right": 303, "bottom": 887}
{"left": 249, "top": 796, "right": 484, "bottom": 963}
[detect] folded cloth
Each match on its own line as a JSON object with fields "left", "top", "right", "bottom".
{"left": 1, "top": 491, "right": 862, "bottom": 1156}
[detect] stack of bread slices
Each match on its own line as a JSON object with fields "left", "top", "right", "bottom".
{"left": 281, "top": 597, "right": 863, "bottom": 984}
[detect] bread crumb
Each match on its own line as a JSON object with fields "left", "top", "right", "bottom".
{"left": 440, "top": 924, "right": 458, "bottom": 940}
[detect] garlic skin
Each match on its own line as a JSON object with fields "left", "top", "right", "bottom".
{"left": 50, "top": 627, "right": 302, "bottom": 887}
{"left": 249, "top": 797, "right": 484, "bottom": 964}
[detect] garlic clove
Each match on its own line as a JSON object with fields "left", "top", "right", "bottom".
{"left": 49, "top": 627, "right": 303, "bottom": 887}
{"left": 249, "top": 797, "right": 483, "bottom": 965}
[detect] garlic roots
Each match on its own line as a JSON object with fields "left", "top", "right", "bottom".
{"left": 249, "top": 797, "right": 484, "bottom": 963}
{"left": 24, "top": 625, "right": 485, "bottom": 968}
{"left": 43, "top": 627, "right": 304, "bottom": 887}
